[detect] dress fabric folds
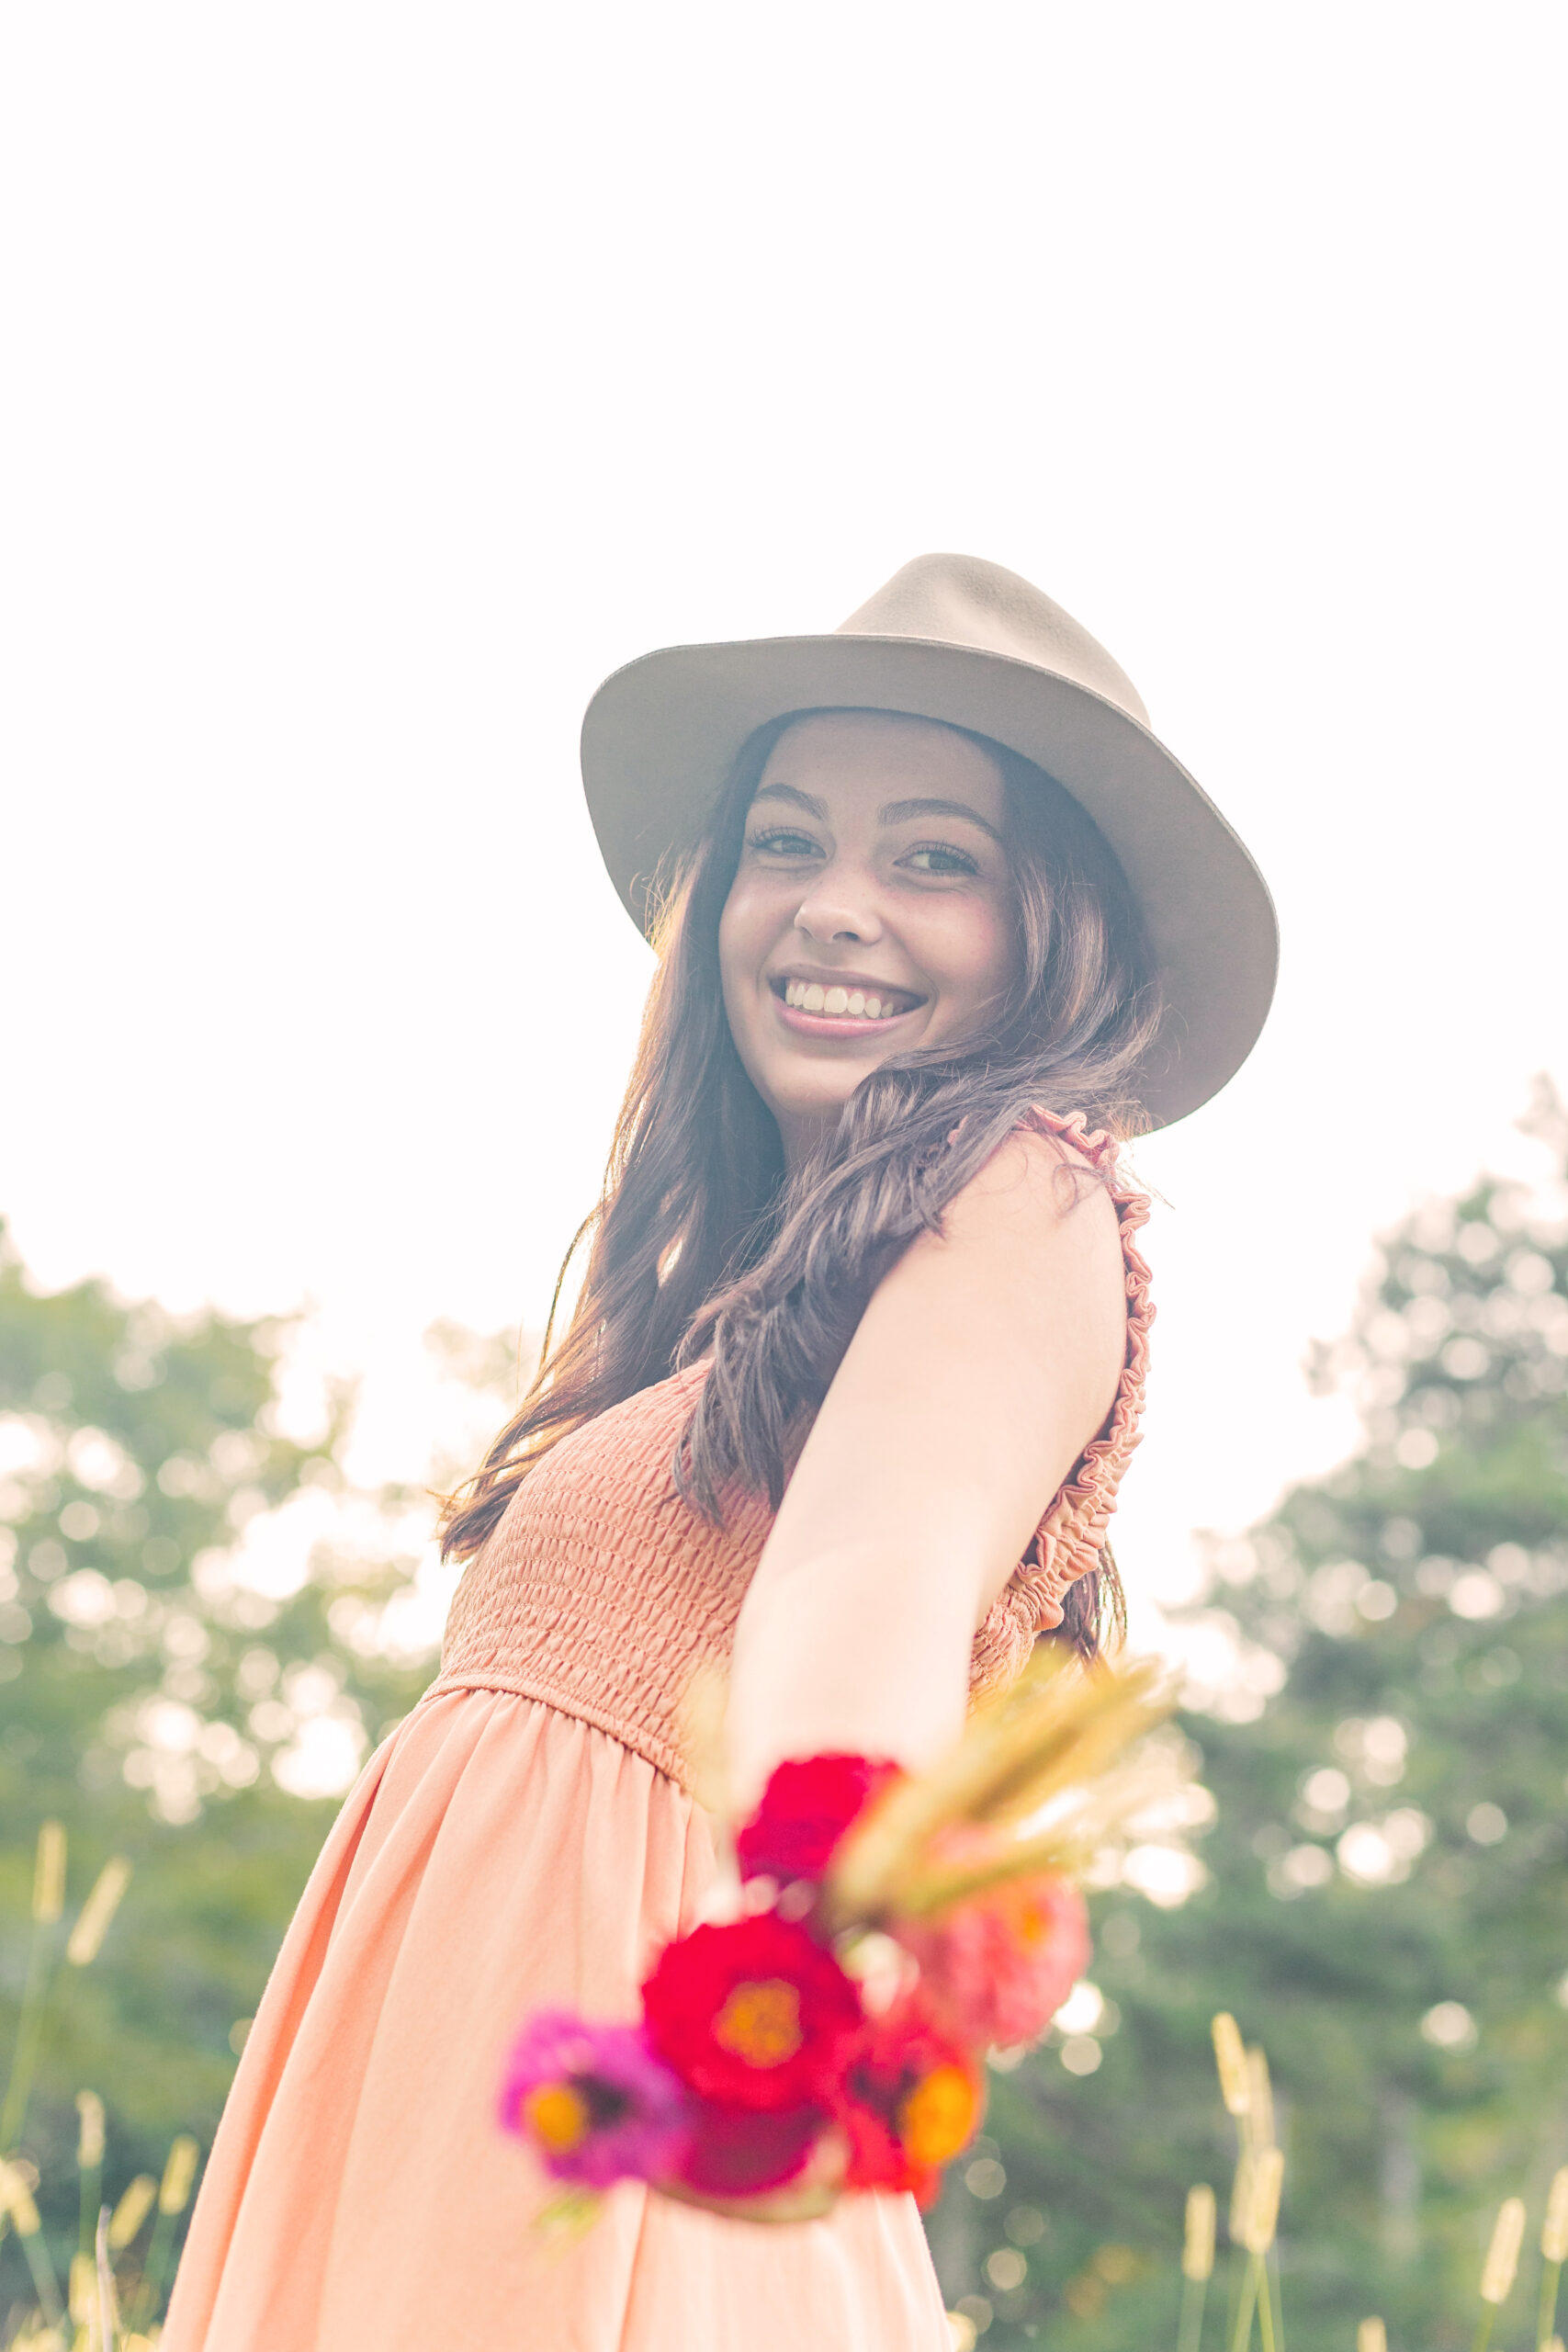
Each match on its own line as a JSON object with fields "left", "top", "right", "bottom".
{"left": 164, "top": 1109, "right": 1152, "bottom": 2349}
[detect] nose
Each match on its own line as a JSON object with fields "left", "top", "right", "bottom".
{"left": 793, "top": 869, "right": 885, "bottom": 947}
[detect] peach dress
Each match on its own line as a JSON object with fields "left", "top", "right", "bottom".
{"left": 164, "top": 1113, "right": 1151, "bottom": 2352}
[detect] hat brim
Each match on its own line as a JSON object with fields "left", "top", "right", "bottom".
{"left": 580, "top": 633, "right": 1279, "bottom": 1130}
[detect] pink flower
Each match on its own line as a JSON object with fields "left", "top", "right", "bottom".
{"left": 896, "top": 1875, "right": 1090, "bottom": 2049}
{"left": 499, "top": 2011, "right": 693, "bottom": 2188}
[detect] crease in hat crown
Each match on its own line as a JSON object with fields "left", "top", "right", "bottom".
{"left": 578, "top": 548, "right": 1278, "bottom": 1127}
{"left": 834, "top": 553, "right": 1152, "bottom": 729}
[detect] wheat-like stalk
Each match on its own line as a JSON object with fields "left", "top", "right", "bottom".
{"left": 0, "top": 1824, "right": 70, "bottom": 2158}
{"left": 822, "top": 1649, "right": 1172, "bottom": 1928}
{"left": 1539, "top": 2169, "right": 1568, "bottom": 2352}
{"left": 1245, "top": 2047, "right": 1275, "bottom": 2154}
{"left": 1178, "top": 2185, "right": 1216, "bottom": 2352}
{"left": 139, "top": 2132, "right": 203, "bottom": 2324}
{"left": 76, "top": 2088, "right": 106, "bottom": 2267}
{"left": 108, "top": 2173, "right": 158, "bottom": 2252}
{"left": 1241, "top": 2148, "right": 1285, "bottom": 2257}
{"left": 0, "top": 2157, "right": 64, "bottom": 2329}
{"left": 1185, "top": 2184, "right": 1217, "bottom": 2281}
{"left": 1213, "top": 2013, "right": 1251, "bottom": 2120}
{"left": 66, "top": 1857, "right": 133, "bottom": 1967}
{"left": 1358, "top": 2322, "right": 1388, "bottom": 2352}
{"left": 1482, "top": 2199, "right": 1527, "bottom": 2304}
{"left": 1474, "top": 2197, "right": 1527, "bottom": 2352}
{"left": 31, "top": 1822, "right": 66, "bottom": 1925}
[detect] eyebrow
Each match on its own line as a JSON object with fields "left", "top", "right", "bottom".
{"left": 750, "top": 782, "right": 1005, "bottom": 844}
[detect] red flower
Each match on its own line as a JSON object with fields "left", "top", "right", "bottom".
{"left": 674, "top": 2101, "right": 828, "bottom": 2197}
{"left": 896, "top": 1873, "right": 1089, "bottom": 2049}
{"left": 836, "top": 1995, "right": 984, "bottom": 2208}
{"left": 736, "top": 1753, "right": 902, "bottom": 1884}
{"left": 641, "top": 1913, "right": 863, "bottom": 2113}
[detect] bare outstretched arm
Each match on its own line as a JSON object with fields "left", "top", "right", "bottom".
{"left": 725, "top": 1129, "right": 1128, "bottom": 1811}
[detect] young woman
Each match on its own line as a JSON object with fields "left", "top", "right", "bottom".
{"left": 164, "top": 554, "right": 1276, "bottom": 2349}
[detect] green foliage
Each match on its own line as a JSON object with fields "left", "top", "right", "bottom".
{"left": 0, "top": 1227, "right": 437, "bottom": 2322}
{"left": 936, "top": 1086, "right": 1568, "bottom": 2351}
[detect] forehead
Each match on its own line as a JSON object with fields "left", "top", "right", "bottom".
{"left": 754, "top": 710, "right": 1008, "bottom": 820}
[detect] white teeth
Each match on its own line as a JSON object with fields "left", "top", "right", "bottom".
{"left": 781, "top": 980, "right": 903, "bottom": 1020}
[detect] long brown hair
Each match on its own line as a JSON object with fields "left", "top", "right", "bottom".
{"left": 442, "top": 712, "right": 1162, "bottom": 1656}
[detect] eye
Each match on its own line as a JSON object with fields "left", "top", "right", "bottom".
{"left": 746, "top": 825, "right": 822, "bottom": 859}
{"left": 901, "top": 842, "right": 981, "bottom": 877}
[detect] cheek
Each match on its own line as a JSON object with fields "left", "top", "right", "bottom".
{"left": 924, "top": 895, "right": 1017, "bottom": 1006}
{"left": 717, "top": 883, "right": 781, "bottom": 1054}
{"left": 717, "top": 883, "right": 767, "bottom": 999}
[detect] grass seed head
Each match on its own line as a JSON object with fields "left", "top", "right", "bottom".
{"left": 1241, "top": 2144, "right": 1285, "bottom": 2255}
{"left": 107, "top": 2173, "right": 158, "bottom": 2251}
{"left": 68, "top": 2252, "right": 97, "bottom": 2325}
{"left": 1480, "top": 2196, "right": 1527, "bottom": 2305}
{"left": 1182, "top": 2184, "right": 1216, "bottom": 2280}
{"left": 159, "top": 2133, "right": 200, "bottom": 2216}
{"left": 0, "top": 2159, "right": 42, "bottom": 2236}
{"left": 75, "top": 2090, "right": 106, "bottom": 2170}
{"left": 66, "top": 1857, "right": 132, "bottom": 1967}
{"left": 1543, "top": 2166, "right": 1568, "bottom": 2263}
{"left": 1357, "top": 2322, "right": 1387, "bottom": 2352}
{"left": 1245, "top": 2045, "right": 1275, "bottom": 2151}
{"left": 31, "top": 1820, "right": 67, "bottom": 1925}
{"left": 1212, "top": 2013, "right": 1250, "bottom": 2117}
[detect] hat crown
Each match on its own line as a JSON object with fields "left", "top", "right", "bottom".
{"left": 835, "top": 552, "right": 1150, "bottom": 730}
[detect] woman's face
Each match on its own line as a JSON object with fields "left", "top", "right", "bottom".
{"left": 718, "top": 711, "right": 1018, "bottom": 1161}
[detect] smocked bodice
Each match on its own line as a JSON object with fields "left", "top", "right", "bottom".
{"left": 428, "top": 1110, "right": 1153, "bottom": 1787}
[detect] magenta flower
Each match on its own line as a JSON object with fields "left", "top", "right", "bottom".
{"left": 500, "top": 2010, "right": 694, "bottom": 2188}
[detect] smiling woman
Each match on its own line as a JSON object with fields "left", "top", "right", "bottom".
{"left": 719, "top": 714, "right": 1018, "bottom": 1155}
{"left": 163, "top": 555, "right": 1276, "bottom": 2352}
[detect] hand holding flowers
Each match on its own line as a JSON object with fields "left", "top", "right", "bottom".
{"left": 500, "top": 1649, "right": 1168, "bottom": 2222}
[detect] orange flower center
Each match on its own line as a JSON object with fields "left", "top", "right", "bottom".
{"left": 899, "top": 2064, "right": 978, "bottom": 2166}
{"left": 713, "top": 1977, "right": 804, "bottom": 2069}
{"left": 1016, "top": 1896, "right": 1047, "bottom": 1947}
{"left": 524, "top": 2083, "right": 591, "bottom": 2153}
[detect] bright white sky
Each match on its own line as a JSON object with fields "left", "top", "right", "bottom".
{"left": 4, "top": 4, "right": 1565, "bottom": 1647}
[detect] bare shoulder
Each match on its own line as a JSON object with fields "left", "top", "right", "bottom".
{"left": 923, "top": 1123, "right": 1124, "bottom": 1284}
{"left": 856, "top": 1121, "right": 1127, "bottom": 1429}
{"left": 792, "top": 1122, "right": 1129, "bottom": 1610}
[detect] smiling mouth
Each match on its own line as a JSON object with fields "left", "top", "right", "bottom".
{"left": 773, "top": 977, "right": 922, "bottom": 1023}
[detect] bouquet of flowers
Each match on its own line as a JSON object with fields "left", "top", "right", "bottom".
{"left": 499, "top": 1649, "right": 1169, "bottom": 2222}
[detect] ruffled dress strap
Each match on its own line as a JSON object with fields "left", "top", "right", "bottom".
{"left": 968, "top": 1105, "right": 1154, "bottom": 1695}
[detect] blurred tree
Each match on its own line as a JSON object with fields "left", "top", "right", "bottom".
{"left": 0, "top": 1227, "right": 450, "bottom": 2316}
{"left": 936, "top": 1082, "right": 1568, "bottom": 2352}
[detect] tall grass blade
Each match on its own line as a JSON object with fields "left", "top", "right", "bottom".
{"left": 96, "top": 2200, "right": 120, "bottom": 2352}
{"left": 139, "top": 2132, "right": 201, "bottom": 2323}
{"left": 0, "top": 2158, "right": 64, "bottom": 2328}
{"left": 1227, "top": 2252, "right": 1261, "bottom": 2352}
{"left": 0, "top": 1826, "right": 67, "bottom": 2155}
{"left": 75, "top": 2090, "right": 105, "bottom": 2262}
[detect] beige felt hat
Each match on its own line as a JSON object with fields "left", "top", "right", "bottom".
{"left": 581, "top": 552, "right": 1278, "bottom": 1127}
